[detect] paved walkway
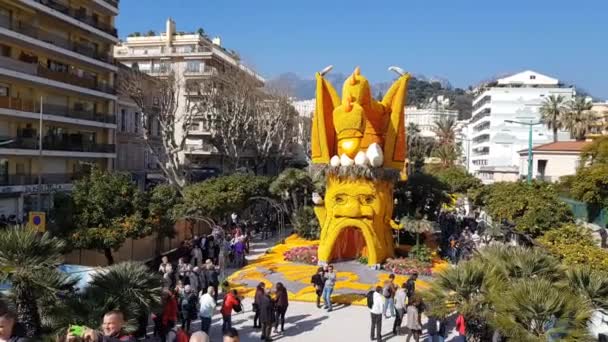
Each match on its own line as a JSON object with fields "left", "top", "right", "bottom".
{"left": 147, "top": 232, "right": 461, "bottom": 341}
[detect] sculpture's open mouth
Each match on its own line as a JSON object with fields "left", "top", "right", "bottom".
{"left": 324, "top": 218, "right": 376, "bottom": 263}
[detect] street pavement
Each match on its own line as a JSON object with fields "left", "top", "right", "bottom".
{"left": 146, "top": 232, "right": 461, "bottom": 341}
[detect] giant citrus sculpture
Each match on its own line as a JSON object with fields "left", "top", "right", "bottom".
{"left": 311, "top": 66, "right": 411, "bottom": 266}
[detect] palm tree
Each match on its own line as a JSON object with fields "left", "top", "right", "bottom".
{"left": 490, "top": 278, "right": 590, "bottom": 341}
{"left": 432, "top": 144, "right": 459, "bottom": 167}
{"left": 407, "top": 123, "right": 435, "bottom": 174}
{"left": 539, "top": 95, "right": 567, "bottom": 142}
{"left": 0, "top": 228, "right": 74, "bottom": 337}
{"left": 432, "top": 116, "right": 457, "bottom": 145}
{"left": 564, "top": 266, "right": 608, "bottom": 314}
{"left": 85, "top": 262, "right": 162, "bottom": 327}
{"left": 563, "top": 96, "right": 596, "bottom": 140}
{"left": 399, "top": 215, "right": 435, "bottom": 252}
{"left": 430, "top": 259, "right": 494, "bottom": 341}
{"left": 478, "top": 245, "right": 561, "bottom": 281}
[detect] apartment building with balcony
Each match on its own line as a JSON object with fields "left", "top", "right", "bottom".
{"left": 114, "top": 18, "right": 264, "bottom": 172}
{"left": 0, "top": 0, "right": 118, "bottom": 217}
{"left": 466, "top": 70, "right": 575, "bottom": 183}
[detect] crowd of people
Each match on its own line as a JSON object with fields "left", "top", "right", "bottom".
{"left": 368, "top": 272, "right": 456, "bottom": 342}
{"left": 251, "top": 282, "right": 290, "bottom": 341}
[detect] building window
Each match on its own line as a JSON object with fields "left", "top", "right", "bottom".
{"left": 530, "top": 75, "right": 536, "bottom": 80}
{"left": 0, "top": 83, "right": 8, "bottom": 97}
{"left": 0, "top": 43, "right": 10, "bottom": 57}
{"left": 134, "top": 112, "right": 139, "bottom": 133}
{"left": 186, "top": 61, "right": 201, "bottom": 73}
{"left": 156, "top": 118, "right": 161, "bottom": 136}
{"left": 120, "top": 109, "right": 126, "bottom": 132}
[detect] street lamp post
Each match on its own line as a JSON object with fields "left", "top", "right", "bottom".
{"left": 504, "top": 119, "right": 543, "bottom": 184}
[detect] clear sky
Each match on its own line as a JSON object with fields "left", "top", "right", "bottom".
{"left": 116, "top": 0, "right": 607, "bottom": 98}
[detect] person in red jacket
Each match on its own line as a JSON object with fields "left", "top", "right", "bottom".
{"left": 221, "top": 290, "right": 241, "bottom": 333}
{"left": 160, "top": 289, "right": 178, "bottom": 342}
{"left": 456, "top": 313, "right": 466, "bottom": 341}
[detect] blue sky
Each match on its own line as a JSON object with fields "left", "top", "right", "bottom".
{"left": 117, "top": 0, "right": 607, "bottom": 98}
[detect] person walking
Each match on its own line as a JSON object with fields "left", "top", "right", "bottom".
{"left": 177, "top": 258, "right": 188, "bottom": 283}
{"left": 161, "top": 289, "right": 178, "bottom": 342}
{"left": 369, "top": 286, "right": 384, "bottom": 342}
{"left": 192, "top": 244, "right": 203, "bottom": 267}
{"left": 253, "top": 282, "right": 266, "bottom": 329}
{"left": 382, "top": 274, "right": 396, "bottom": 318}
{"left": 189, "top": 266, "right": 201, "bottom": 294}
{"left": 180, "top": 285, "right": 197, "bottom": 333}
{"left": 310, "top": 267, "right": 325, "bottom": 308}
{"left": 204, "top": 260, "right": 219, "bottom": 301}
{"left": 234, "top": 237, "right": 246, "bottom": 267}
{"left": 393, "top": 282, "right": 407, "bottom": 335}
{"left": 322, "top": 264, "right": 336, "bottom": 312}
{"left": 274, "top": 282, "right": 289, "bottom": 333}
{"left": 258, "top": 288, "right": 275, "bottom": 342}
{"left": 198, "top": 286, "right": 216, "bottom": 335}
{"left": 427, "top": 314, "right": 447, "bottom": 342}
{"left": 405, "top": 296, "right": 423, "bottom": 342}
{"left": 405, "top": 272, "right": 418, "bottom": 301}
{"left": 220, "top": 289, "right": 241, "bottom": 333}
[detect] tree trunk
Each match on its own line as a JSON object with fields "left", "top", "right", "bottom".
{"left": 15, "top": 285, "right": 41, "bottom": 337}
{"left": 104, "top": 247, "right": 115, "bottom": 265}
{"left": 553, "top": 127, "right": 558, "bottom": 142}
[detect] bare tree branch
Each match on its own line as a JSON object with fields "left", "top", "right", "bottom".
{"left": 117, "top": 67, "right": 197, "bottom": 193}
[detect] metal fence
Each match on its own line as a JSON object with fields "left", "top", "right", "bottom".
{"left": 561, "top": 197, "right": 608, "bottom": 228}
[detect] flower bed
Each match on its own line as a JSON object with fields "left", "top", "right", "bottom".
{"left": 283, "top": 245, "right": 318, "bottom": 265}
{"left": 383, "top": 257, "right": 433, "bottom": 276}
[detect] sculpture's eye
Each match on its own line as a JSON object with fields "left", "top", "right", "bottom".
{"left": 335, "top": 195, "right": 346, "bottom": 204}
{"left": 363, "top": 195, "right": 375, "bottom": 205}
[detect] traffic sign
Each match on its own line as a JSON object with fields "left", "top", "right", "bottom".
{"left": 28, "top": 211, "right": 46, "bottom": 233}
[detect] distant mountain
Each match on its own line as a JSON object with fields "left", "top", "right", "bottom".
{"left": 271, "top": 72, "right": 474, "bottom": 119}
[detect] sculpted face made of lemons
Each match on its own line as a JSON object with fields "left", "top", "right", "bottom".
{"left": 315, "top": 176, "right": 395, "bottom": 265}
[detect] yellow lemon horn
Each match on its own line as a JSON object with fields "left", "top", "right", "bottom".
{"left": 354, "top": 66, "right": 361, "bottom": 76}
{"left": 344, "top": 97, "right": 353, "bottom": 112}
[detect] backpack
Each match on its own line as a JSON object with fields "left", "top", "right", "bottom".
{"left": 366, "top": 290, "right": 374, "bottom": 309}
{"left": 383, "top": 284, "right": 392, "bottom": 298}
{"left": 181, "top": 295, "right": 193, "bottom": 312}
{"left": 233, "top": 298, "right": 243, "bottom": 313}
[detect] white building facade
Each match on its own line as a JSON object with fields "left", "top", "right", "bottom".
{"left": 467, "top": 70, "right": 575, "bottom": 183}
{"left": 518, "top": 141, "right": 587, "bottom": 182}
{"left": 291, "top": 99, "right": 315, "bottom": 118}
{"left": 114, "top": 18, "right": 264, "bottom": 173}
{"left": 405, "top": 96, "right": 458, "bottom": 139}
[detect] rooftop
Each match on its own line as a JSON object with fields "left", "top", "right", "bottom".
{"left": 517, "top": 141, "right": 589, "bottom": 154}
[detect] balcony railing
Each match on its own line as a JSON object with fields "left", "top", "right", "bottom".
{"left": 0, "top": 56, "right": 115, "bottom": 95}
{"left": 470, "top": 108, "right": 491, "bottom": 124}
{"left": 0, "top": 135, "right": 115, "bottom": 153}
{"left": 473, "top": 134, "right": 490, "bottom": 144}
{"left": 185, "top": 144, "right": 217, "bottom": 153}
{"left": 0, "top": 13, "right": 113, "bottom": 63}
{"left": 35, "top": 0, "right": 118, "bottom": 37}
{"left": 114, "top": 45, "right": 212, "bottom": 57}
{"left": 473, "top": 95, "right": 491, "bottom": 112}
{"left": 101, "top": 0, "right": 119, "bottom": 8}
{"left": 0, "top": 173, "right": 76, "bottom": 186}
{"left": 0, "top": 97, "right": 115, "bottom": 124}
